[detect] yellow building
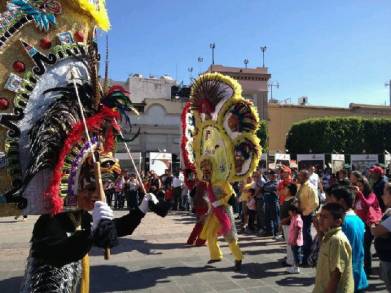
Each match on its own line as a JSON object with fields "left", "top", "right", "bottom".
{"left": 209, "top": 65, "right": 391, "bottom": 154}
{"left": 268, "top": 103, "right": 391, "bottom": 154}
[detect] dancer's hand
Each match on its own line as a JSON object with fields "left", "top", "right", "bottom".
{"left": 211, "top": 199, "right": 223, "bottom": 208}
{"left": 92, "top": 201, "right": 114, "bottom": 231}
{"left": 139, "top": 193, "right": 159, "bottom": 214}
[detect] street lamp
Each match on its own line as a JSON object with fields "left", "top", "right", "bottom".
{"left": 188, "top": 67, "right": 194, "bottom": 81}
{"left": 197, "top": 57, "right": 203, "bottom": 75}
{"left": 243, "top": 58, "right": 249, "bottom": 69}
{"left": 268, "top": 81, "right": 280, "bottom": 100}
{"left": 210, "top": 43, "right": 216, "bottom": 66}
{"left": 260, "top": 46, "right": 267, "bottom": 67}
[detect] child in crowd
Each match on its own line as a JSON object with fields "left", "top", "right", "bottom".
{"left": 328, "top": 186, "right": 368, "bottom": 292}
{"left": 313, "top": 203, "right": 354, "bottom": 293}
{"left": 287, "top": 204, "right": 303, "bottom": 274}
{"left": 371, "top": 182, "right": 391, "bottom": 291}
{"left": 280, "top": 183, "right": 298, "bottom": 266}
{"left": 246, "top": 188, "right": 257, "bottom": 232}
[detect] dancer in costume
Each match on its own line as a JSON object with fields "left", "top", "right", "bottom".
{"left": 0, "top": 1, "right": 169, "bottom": 292}
{"left": 182, "top": 73, "right": 261, "bottom": 271}
{"left": 186, "top": 177, "right": 208, "bottom": 246}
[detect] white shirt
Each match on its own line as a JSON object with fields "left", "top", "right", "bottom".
{"left": 172, "top": 176, "right": 183, "bottom": 188}
{"left": 309, "top": 172, "right": 320, "bottom": 189}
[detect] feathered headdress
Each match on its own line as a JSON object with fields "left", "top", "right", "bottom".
{"left": 0, "top": 1, "right": 138, "bottom": 216}
{"left": 185, "top": 73, "right": 261, "bottom": 184}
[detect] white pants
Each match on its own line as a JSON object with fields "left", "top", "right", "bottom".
{"left": 282, "top": 224, "right": 294, "bottom": 266}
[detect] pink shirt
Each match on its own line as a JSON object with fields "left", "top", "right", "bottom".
{"left": 288, "top": 214, "right": 303, "bottom": 246}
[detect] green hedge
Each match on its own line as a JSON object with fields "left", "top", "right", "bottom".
{"left": 257, "top": 120, "right": 269, "bottom": 152}
{"left": 285, "top": 117, "right": 391, "bottom": 154}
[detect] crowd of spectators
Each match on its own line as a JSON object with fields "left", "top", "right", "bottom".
{"left": 234, "top": 164, "right": 390, "bottom": 291}
{"left": 103, "top": 164, "right": 391, "bottom": 291}
{"left": 104, "top": 169, "right": 191, "bottom": 212}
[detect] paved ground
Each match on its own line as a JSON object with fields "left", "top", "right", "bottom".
{"left": 0, "top": 210, "right": 388, "bottom": 293}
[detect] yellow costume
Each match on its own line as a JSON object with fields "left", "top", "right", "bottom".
{"left": 200, "top": 181, "right": 242, "bottom": 261}
{"left": 184, "top": 73, "right": 262, "bottom": 270}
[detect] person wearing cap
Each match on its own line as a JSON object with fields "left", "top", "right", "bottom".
{"left": 370, "top": 166, "right": 388, "bottom": 211}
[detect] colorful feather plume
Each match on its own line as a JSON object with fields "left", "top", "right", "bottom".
{"left": 229, "top": 101, "right": 258, "bottom": 132}
{"left": 102, "top": 85, "right": 140, "bottom": 141}
{"left": 44, "top": 106, "right": 120, "bottom": 214}
{"left": 190, "top": 74, "right": 233, "bottom": 116}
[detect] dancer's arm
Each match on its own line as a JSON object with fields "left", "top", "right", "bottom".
{"left": 31, "top": 213, "right": 93, "bottom": 267}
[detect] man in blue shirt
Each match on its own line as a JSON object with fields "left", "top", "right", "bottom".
{"left": 328, "top": 186, "right": 368, "bottom": 292}
{"left": 262, "top": 169, "right": 279, "bottom": 237}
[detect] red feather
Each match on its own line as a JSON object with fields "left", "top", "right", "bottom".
{"left": 44, "top": 106, "right": 120, "bottom": 215}
{"left": 104, "top": 126, "right": 115, "bottom": 152}
{"left": 180, "top": 102, "right": 196, "bottom": 188}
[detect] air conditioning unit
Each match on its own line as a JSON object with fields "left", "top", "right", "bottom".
{"left": 298, "top": 96, "right": 308, "bottom": 105}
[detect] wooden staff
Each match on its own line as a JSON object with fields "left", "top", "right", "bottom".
{"left": 71, "top": 67, "right": 110, "bottom": 260}
{"left": 114, "top": 118, "right": 147, "bottom": 194}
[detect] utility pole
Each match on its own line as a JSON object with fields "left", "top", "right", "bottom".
{"left": 197, "top": 57, "right": 203, "bottom": 75}
{"left": 243, "top": 58, "right": 249, "bottom": 69}
{"left": 260, "top": 46, "right": 267, "bottom": 67}
{"left": 188, "top": 67, "right": 194, "bottom": 81}
{"left": 210, "top": 43, "right": 216, "bottom": 66}
{"left": 385, "top": 80, "right": 391, "bottom": 106}
{"left": 268, "top": 81, "right": 280, "bottom": 100}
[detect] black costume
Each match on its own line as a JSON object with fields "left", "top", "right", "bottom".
{"left": 21, "top": 208, "right": 145, "bottom": 292}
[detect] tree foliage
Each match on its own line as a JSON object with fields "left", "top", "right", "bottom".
{"left": 286, "top": 117, "right": 391, "bottom": 154}
{"left": 257, "top": 120, "right": 268, "bottom": 152}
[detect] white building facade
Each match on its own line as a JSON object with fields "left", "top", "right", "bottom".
{"left": 114, "top": 74, "right": 184, "bottom": 172}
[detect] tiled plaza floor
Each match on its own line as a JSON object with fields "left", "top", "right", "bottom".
{"left": 0, "top": 210, "right": 388, "bottom": 292}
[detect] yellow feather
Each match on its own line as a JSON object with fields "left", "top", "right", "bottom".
{"left": 72, "top": 0, "right": 111, "bottom": 31}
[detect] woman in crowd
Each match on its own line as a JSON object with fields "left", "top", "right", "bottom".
{"left": 352, "top": 172, "right": 383, "bottom": 277}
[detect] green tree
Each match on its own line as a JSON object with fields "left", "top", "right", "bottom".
{"left": 257, "top": 120, "right": 268, "bottom": 152}
{"left": 285, "top": 117, "right": 391, "bottom": 154}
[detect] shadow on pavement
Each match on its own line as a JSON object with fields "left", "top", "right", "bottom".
{"left": 243, "top": 248, "right": 286, "bottom": 255}
{"left": 275, "top": 276, "right": 315, "bottom": 287}
{"left": 235, "top": 261, "right": 288, "bottom": 279}
{"left": 89, "top": 238, "right": 187, "bottom": 256}
{"left": 0, "top": 276, "right": 23, "bottom": 293}
{"left": 90, "top": 265, "right": 208, "bottom": 292}
{"left": 89, "top": 260, "right": 314, "bottom": 292}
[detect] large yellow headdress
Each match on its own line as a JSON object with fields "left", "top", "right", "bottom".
{"left": 182, "top": 73, "right": 262, "bottom": 184}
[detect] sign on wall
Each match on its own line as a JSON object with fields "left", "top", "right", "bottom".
{"left": 331, "top": 154, "right": 345, "bottom": 173}
{"left": 351, "top": 154, "right": 378, "bottom": 173}
{"left": 297, "top": 154, "right": 325, "bottom": 171}
{"left": 148, "top": 152, "right": 172, "bottom": 176}
{"left": 275, "top": 153, "right": 290, "bottom": 167}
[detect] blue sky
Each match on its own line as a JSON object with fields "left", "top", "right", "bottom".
{"left": 98, "top": 0, "right": 391, "bottom": 107}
